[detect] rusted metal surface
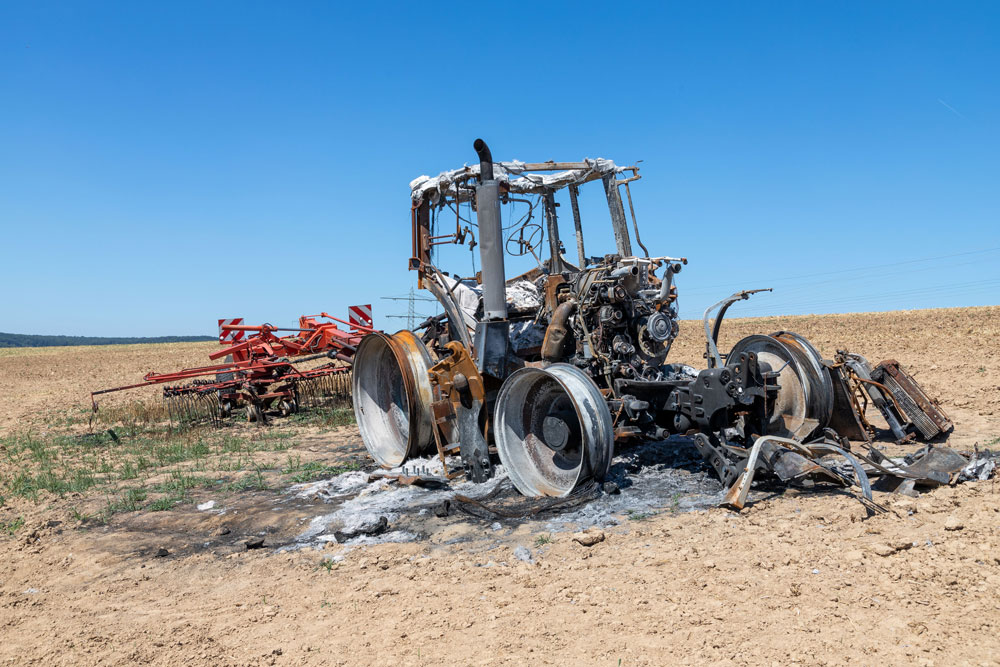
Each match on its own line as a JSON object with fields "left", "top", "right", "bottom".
{"left": 352, "top": 331, "right": 436, "bottom": 468}
{"left": 826, "top": 364, "right": 871, "bottom": 442}
{"left": 822, "top": 352, "right": 951, "bottom": 444}
{"left": 727, "top": 334, "right": 813, "bottom": 439}
{"left": 384, "top": 140, "right": 823, "bottom": 496}
{"left": 350, "top": 137, "right": 966, "bottom": 507}
{"left": 771, "top": 331, "right": 834, "bottom": 433}
{"left": 540, "top": 300, "right": 576, "bottom": 361}
{"left": 427, "top": 341, "right": 486, "bottom": 403}
{"left": 873, "top": 360, "right": 954, "bottom": 440}
{"left": 426, "top": 340, "right": 492, "bottom": 482}
{"left": 602, "top": 173, "right": 633, "bottom": 258}
{"left": 568, "top": 184, "right": 586, "bottom": 268}
{"left": 542, "top": 274, "right": 567, "bottom": 314}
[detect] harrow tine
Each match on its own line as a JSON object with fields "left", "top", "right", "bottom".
{"left": 210, "top": 393, "right": 222, "bottom": 427}
{"left": 196, "top": 393, "right": 209, "bottom": 426}
{"left": 297, "top": 379, "right": 308, "bottom": 408}
{"left": 205, "top": 392, "right": 220, "bottom": 427}
{"left": 302, "top": 378, "right": 315, "bottom": 408}
{"left": 193, "top": 395, "right": 203, "bottom": 423}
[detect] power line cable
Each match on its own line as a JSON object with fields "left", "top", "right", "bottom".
{"left": 681, "top": 246, "right": 1000, "bottom": 295}
{"left": 728, "top": 278, "right": 1000, "bottom": 317}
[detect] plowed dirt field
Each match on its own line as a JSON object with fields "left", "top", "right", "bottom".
{"left": 1, "top": 306, "right": 997, "bottom": 666}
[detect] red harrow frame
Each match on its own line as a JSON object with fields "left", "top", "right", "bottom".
{"left": 92, "top": 311, "right": 375, "bottom": 426}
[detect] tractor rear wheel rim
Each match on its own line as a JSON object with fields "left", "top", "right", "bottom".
{"left": 495, "top": 363, "right": 613, "bottom": 497}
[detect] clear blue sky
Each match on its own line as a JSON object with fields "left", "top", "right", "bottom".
{"left": 2, "top": 2, "right": 998, "bottom": 336}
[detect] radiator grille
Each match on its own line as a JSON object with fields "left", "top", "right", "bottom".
{"left": 881, "top": 373, "right": 940, "bottom": 439}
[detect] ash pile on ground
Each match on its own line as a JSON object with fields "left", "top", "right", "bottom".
{"left": 286, "top": 436, "right": 731, "bottom": 550}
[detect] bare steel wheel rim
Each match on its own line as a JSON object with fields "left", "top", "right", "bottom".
{"left": 495, "top": 363, "right": 613, "bottom": 497}
{"left": 351, "top": 331, "right": 435, "bottom": 468}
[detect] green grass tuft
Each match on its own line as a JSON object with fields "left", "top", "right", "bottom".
{"left": 286, "top": 404, "right": 355, "bottom": 427}
{"left": 1, "top": 516, "right": 25, "bottom": 536}
{"left": 147, "top": 496, "right": 181, "bottom": 512}
{"left": 286, "top": 461, "right": 360, "bottom": 484}
{"left": 102, "top": 487, "right": 148, "bottom": 519}
{"left": 1, "top": 398, "right": 359, "bottom": 525}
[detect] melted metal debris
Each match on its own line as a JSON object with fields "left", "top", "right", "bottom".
{"left": 410, "top": 158, "right": 623, "bottom": 205}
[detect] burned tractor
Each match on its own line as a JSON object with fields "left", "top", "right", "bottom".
{"left": 351, "top": 139, "right": 946, "bottom": 501}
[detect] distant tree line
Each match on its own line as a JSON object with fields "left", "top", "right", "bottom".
{"left": 0, "top": 332, "right": 216, "bottom": 348}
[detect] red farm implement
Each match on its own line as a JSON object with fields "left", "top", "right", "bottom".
{"left": 92, "top": 310, "right": 375, "bottom": 426}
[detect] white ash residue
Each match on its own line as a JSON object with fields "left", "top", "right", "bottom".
{"left": 288, "top": 456, "right": 508, "bottom": 547}
{"left": 284, "top": 438, "right": 727, "bottom": 551}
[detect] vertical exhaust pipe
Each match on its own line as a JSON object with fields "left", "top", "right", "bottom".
{"left": 474, "top": 138, "right": 507, "bottom": 321}
{"left": 474, "top": 138, "right": 494, "bottom": 181}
